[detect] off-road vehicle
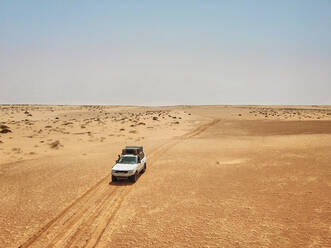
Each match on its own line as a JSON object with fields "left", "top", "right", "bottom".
{"left": 111, "top": 146, "right": 146, "bottom": 182}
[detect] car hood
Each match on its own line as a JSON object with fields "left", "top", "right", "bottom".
{"left": 112, "top": 163, "right": 137, "bottom": 171}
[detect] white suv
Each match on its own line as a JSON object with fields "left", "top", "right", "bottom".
{"left": 112, "top": 152, "right": 146, "bottom": 182}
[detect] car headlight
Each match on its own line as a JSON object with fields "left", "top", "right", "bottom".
{"left": 128, "top": 170, "right": 135, "bottom": 173}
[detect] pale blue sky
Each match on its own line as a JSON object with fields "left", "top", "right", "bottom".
{"left": 1, "top": 1, "right": 330, "bottom": 105}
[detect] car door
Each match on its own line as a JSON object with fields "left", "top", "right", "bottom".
{"left": 142, "top": 152, "right": 146, "bottom": 165}
{"left": 139, "top": 152, "right": 145, "bottom": 171}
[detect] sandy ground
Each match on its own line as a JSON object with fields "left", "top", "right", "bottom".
{"left": 0, "top": 105, "right": 330, "bottom": 247}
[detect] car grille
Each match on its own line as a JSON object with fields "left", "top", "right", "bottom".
{"left": 114, "top": 170, "right": 128, "bottom": 173}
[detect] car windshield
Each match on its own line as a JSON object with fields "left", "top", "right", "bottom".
{"left": 118, "top": 156, "right": 137, "bottom": 164}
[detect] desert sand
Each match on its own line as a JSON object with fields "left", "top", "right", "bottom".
{"left": 0, "top": 105, "right": 330, "bottom": 247}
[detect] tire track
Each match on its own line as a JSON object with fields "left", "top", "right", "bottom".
{"left": 63, "top": 188, "right": 127, "bottom": 248}
{"left": 19, "top": 176, "right": 109, "bottom": 248}
{"left": 181, "top": 119, "right": 220, "bottom": 139}
{"left": 46, "top": 186, "right": 118, "bottom": 248}
{"left": 88, "top": 188, "right": 129, "bottom": 248}
{"left": 19, "top": 141, "right": 172, "bottom": 248}
{"left": 90, "top": 119, "right": 221, "bottom": 247}
{"left": 19, "top": 119, "right": 219, "bottom": 248}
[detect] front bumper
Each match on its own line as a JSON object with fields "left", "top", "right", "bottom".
{"left": 112, "top": 170, "right": 135, "bottom": 177}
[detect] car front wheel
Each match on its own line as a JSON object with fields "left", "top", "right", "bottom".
{"left": 130, "top": 171, "right": 138, "bottom": 182}
{"left": 141, "top": 163, "right": 146, "bottom": 173}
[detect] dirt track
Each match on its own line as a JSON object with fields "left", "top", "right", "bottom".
{"left": 1, "top": 105, "right": 331, "bottom": 247}
{"left": 17, "top": 119, "right": 218, "bottom": 248}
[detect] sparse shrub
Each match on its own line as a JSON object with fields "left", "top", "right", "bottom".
{"left": 49, "top": 140, "right": 62, "bottom": 149}
{"left": 0, "top": 128, "right": 11, "bottom": 133}
{"left": 12, "top": 147, "right": 22, "bottom": 153}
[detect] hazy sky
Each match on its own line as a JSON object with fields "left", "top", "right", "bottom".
{"left": 1, "top": 1, "right": 330, "bottom": 105}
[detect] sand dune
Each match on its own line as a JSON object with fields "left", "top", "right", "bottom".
{"left": 0, "top": 105, "right": 330, "bottom": 247}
